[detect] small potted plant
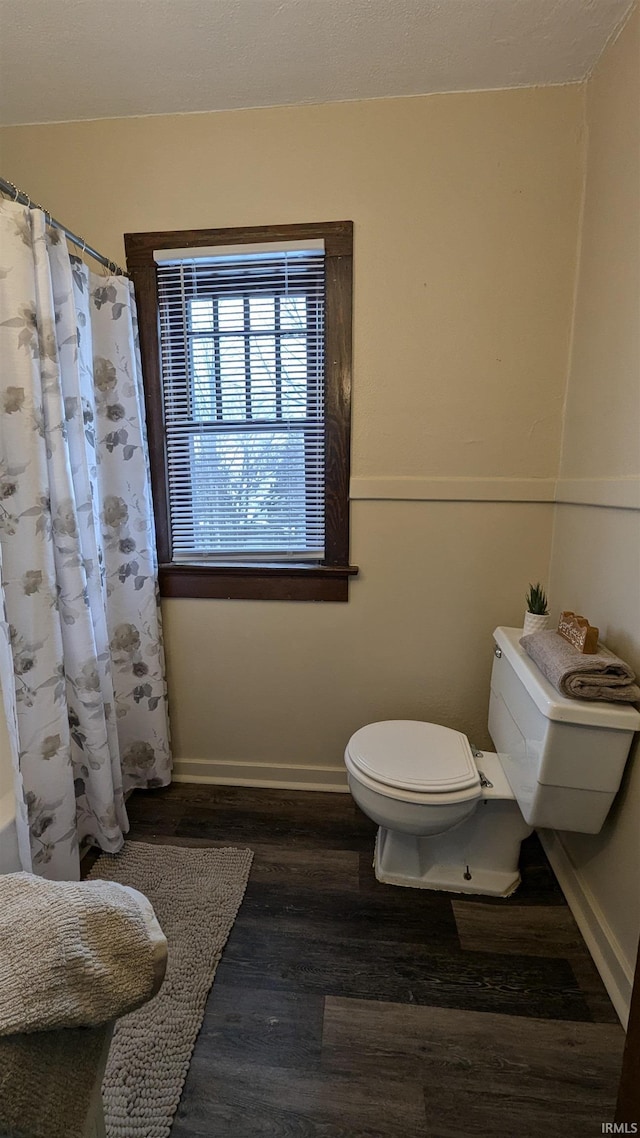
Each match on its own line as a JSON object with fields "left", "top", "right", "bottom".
{"left": 523, "top": 583, "right": 549, "bottom": 635}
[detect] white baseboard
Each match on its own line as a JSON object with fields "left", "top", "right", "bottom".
{"left": 172, "top": 757, "right": 349, "bottom": 793}
{"left": 539, "top": 829, "right": 634, "bottom": 1027}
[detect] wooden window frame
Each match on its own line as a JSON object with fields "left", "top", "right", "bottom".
{"left": 125, "top": 221, "right": 357, "bottom": 601}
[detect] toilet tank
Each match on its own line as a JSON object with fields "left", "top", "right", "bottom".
{"left": 488, "top": 627, "right": 640, "bottom": 833}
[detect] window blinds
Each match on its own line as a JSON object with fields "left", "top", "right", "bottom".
{"left": 154, "top": 245, "right": 326, "bottom": 561}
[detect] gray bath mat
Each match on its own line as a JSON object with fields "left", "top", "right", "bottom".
{"left": 88, "top": 840, "right": 253, "bottom": 1137}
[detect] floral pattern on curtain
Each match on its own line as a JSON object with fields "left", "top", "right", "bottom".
{"left": 0, "top": 199, "right": 171, "bottom": 880}
{"left": 0, "top": 544, "right": 31, "bottom": 872}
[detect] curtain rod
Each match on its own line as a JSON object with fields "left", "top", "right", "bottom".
{"left": 0, "top": 177, "right": 128, "bottom": 277}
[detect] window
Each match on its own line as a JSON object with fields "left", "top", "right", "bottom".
{"left": 125, "top": 223, "right": 356, "bottom": 600}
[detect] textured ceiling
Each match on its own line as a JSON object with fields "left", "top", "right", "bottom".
{"left": 0, "top": 0, "right": 634, "bottom": 126}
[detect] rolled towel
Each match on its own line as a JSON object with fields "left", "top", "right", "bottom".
{"left": 0, "top": 872, "right": 167, "bottom": 1036}
{"left": 520, "top": 629, "right": 640, "bottom": 703}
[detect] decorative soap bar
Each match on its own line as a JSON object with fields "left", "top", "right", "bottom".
{"left": 557, "top": 611, "right": 599, "bottom": 654}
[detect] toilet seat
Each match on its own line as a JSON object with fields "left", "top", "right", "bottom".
{"left": 345, "top": 720, "right": 482, "bottom": 805}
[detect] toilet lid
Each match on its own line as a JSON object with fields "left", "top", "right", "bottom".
{"left": 346, "top": 720, "right": 480, "bottom": 794}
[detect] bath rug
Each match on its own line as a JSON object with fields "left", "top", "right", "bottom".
{"left": 88, "top": 840, "right": 253, "bottom": 1138}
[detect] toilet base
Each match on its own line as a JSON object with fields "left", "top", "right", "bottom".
{"left": 374, "top": 798, "right": 533, "bottom": 897}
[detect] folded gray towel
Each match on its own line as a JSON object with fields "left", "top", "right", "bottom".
{"left": 520, "top": 629, "right": 640, "bottom": 703}
{"left": 0, "top": 872, "right": 166, "bottom": 1036}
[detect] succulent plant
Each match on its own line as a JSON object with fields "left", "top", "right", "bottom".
{"left": 526, "top": 582, "right": 548, "bottom": 615}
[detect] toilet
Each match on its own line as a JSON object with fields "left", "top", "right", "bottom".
{"left": 345, "top": 627, "right": 640, "bottom": 896}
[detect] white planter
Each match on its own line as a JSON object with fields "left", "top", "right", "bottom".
{"left": 523, "top": 611, "right": 550, "bottom": 636}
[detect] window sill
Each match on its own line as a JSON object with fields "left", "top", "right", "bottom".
{"left": 158, "top": 562, "right": 359, "bottom": 601}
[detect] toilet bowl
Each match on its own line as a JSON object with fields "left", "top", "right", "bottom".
{"left": 345, "top": 720, "right": 482, "bottom": 836}
{"left": 345, "top": 627, "right": 640, "bottom": 897}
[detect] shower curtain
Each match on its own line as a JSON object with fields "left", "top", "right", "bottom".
{"left": 0, "top": 199, "right": 171, "bottom": 880}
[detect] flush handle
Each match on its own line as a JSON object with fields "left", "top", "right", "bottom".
{"left": 494, "top": 646, "right": 502, "bottom": 659}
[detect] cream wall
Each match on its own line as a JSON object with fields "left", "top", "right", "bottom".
{"left": 0, "top": 89, "right": 582, "bottom": 481}
{"left": 163, "top": 502, "right": 554, "bottom": 775}
{"left": 0, "top": 87, "right": 584, "bottom": 784}
{"left": 547, "top": 5, "right": 640, "bottom": 1014}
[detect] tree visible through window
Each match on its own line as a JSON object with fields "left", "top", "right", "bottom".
{"left": 125, "top": 222, "right": 355, "bottom": 601}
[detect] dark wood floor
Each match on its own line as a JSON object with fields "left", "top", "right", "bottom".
{"left": 121, "top": 783, "right": 625, "bottom": 1137}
